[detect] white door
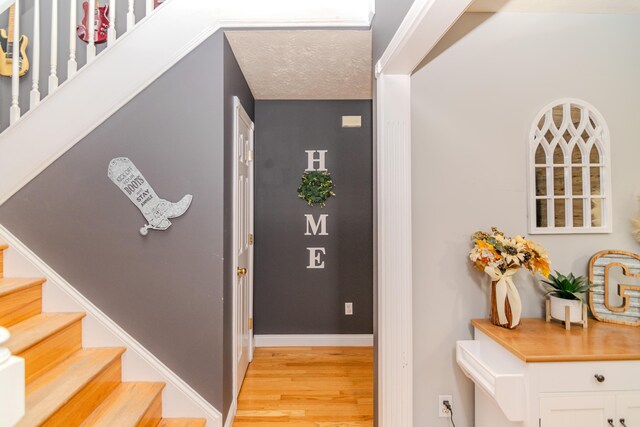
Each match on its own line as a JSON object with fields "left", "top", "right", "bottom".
{"left": 233, "top": 97, "right": 254, "bottom": 397}
{"left": 540, "top": 394, "right": 616, "bottom": 427}
{"left": 617, "top": 393, "right": 640, "bottom": 427}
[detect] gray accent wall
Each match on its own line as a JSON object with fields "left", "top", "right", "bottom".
{"left": 411, "top": 13, "right": 640, "bottom": 426}
{"left": 254, "top": 100, "right": 373, "bottom": 335}
{"left": 0, "top": 31, "right": 254, "bottom": 416}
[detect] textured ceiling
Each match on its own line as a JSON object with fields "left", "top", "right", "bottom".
{"left": 226, "top": 30, "right": 372, "bottom": 100}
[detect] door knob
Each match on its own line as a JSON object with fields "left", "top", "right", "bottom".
{"left": 594, "top": 374, "right": 605, "bottom": 383}
{"left": 237, "top": 267, "right": 247, "bottom": 276}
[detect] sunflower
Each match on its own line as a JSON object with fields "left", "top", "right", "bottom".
{"left": 501, "top": 238, "right": 526, "bottom": 266}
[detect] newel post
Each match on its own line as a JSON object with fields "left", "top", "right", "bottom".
{"left": 0, "top": 327, "right": 11, "bottom": 365}
{"left": 0, "top": 326, "right": 25, "bottom": 426}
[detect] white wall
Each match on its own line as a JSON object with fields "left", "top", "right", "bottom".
{"left": 411, "top": 13, "right": 640, "bottom": 426}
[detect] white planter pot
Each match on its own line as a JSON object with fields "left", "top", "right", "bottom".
{"left": 550, "top": 295, "right": 583, "bottom": 323}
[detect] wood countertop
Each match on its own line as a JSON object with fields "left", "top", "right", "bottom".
{"left": 472, "top": 318, "right": 640, "bottom": 363}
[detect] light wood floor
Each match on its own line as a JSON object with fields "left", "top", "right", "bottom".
{"left": 233, "top": 347, "right": 374, "bottom": 427}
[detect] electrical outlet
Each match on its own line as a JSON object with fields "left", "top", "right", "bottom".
{"left": 439, "top": 395, "right": 452, "bottom": 418}
{"left": 345, "top": 302, "right": 353, "bottom": 315}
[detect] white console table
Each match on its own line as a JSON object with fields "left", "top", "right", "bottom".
{"left": 457, "top": 318, "right": 640, "bottom": 427}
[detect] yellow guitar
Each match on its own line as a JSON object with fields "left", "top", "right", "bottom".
{"left": 0, "top": 4, "right": 29, "bottom": 77}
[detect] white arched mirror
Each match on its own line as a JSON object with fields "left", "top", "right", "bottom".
{"left": 528, "top": 99, "right": 612, "bottom": 234}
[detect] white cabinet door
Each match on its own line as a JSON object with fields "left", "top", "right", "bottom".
{"left": 540, "top": 395, "right": 616, "bottom": 427}
{"left": 617, "top": 394, "right": 640, "bottom": 427}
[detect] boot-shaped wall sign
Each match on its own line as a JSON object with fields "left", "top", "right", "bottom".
{"left": 108, "top": 157, "right": 192, "bottom": 236}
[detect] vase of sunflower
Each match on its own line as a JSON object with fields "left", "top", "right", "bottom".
{"left": 469, "top": 228, "right": 551, "bottom": 329}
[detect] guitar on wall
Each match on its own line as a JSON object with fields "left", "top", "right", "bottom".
{"left": 77, "top": 0, "right": 110, "bottom": 44}
{"left": 0, "top": 4, "right": 29, "bottom": 77}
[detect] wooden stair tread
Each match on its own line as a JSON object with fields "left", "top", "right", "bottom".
{"left": 81, "top": 382, "right": 165, "bottom": 426}
{"left": 158, "top": 419, "right": 207, "bottom": 427}
{"left": 0, "top": 277, "right": 46, "bottom": 297}
{"left": 6, "top": 312, "right": 85, "bottom": 354}
{"left": 19, "top": 347, "right": 125, "bottom": 427}
{"left": 0, "top": 247, "right": 202, "bottom": 424}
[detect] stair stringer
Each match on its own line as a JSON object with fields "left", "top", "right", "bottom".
{"left": 0, "top": 0, "right": 374, "bottom": 206}
{"left": 0, "top": 223, "right": 222, "bottom": 426}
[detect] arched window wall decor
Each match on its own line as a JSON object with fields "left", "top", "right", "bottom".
{"left": 528, "top": 99, "right": 612, "bottom": 234}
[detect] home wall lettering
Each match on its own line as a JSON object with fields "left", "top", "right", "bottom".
{"left": 304, "top": 150, "right": 329, "bottom": 269}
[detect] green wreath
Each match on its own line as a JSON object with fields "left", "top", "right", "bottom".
{"left": 297, "top": 171, "right": 336, "bottom": 207}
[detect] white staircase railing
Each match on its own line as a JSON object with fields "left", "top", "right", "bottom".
{"left": 2, "top": 0, "right": 165, "bottom": 128}
{"left": 8, "top": 0, "right": 20, "bottom": 124}
{"left": 29, "top": 0, "right": 39, "bottom": 107}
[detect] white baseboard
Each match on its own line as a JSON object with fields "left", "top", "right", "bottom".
{"left": 254, "top": 334, "right": 374, "bottom": 347}
{"left": 0, "top": 224, "right": 222, "bottom": 426}
{"left": 223, "top": 399, "right": 237, "bottom": 427}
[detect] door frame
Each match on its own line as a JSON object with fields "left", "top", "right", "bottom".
{"left": 374, "top": 0, "right": 473, "bottom": 425}
{"left": 231, "top": 96, "right": 255, "bottom": 409}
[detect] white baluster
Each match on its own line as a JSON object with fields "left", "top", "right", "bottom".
{"left": 86, "top": 0, "right": 95, "bottom": 62}
{"left": 9, "top": 0, "right": 21, "bottom": 124}
{"left": 49, "top": 0, "right": 59, "bottom": 93}
{"left": 68, "top": 0, "right": 77, "bottom": 77}
{"left": 127, "top": 0, "right": 135, "bottom": 31}
{"left": 145, "top": 0, "right": 153, "bottom": 16}
{"left": 108, "top": 0, "right": 115, "bottom": 45}
{"left": 30, "top": 0, "right": 40, "bottom": 108}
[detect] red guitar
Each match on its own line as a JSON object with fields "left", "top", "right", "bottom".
{"left": 77, "top": 0, "right": 109, "bottom": 44}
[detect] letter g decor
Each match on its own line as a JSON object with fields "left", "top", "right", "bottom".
{"left": 589, "top": 250, "right": 640, "bottom": 326}
{"left": 108, "top": 158, "right": 193, "bottom": 236}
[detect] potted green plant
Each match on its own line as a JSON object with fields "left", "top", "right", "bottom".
{"left": 542, "top": 271, "right": 590, "bottom": 323}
